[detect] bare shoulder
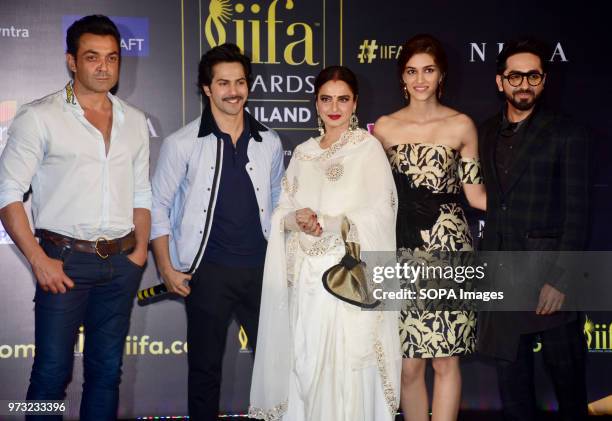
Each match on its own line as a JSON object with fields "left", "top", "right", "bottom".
{"left": 372, "top": 114, "right": 393, "bottom": 145}
{"left": 372, "top": 112, "right": 406, "bottom": 148}
{"left": 445, "top": 109, "right": 476, "bottom": 134}
{"left": 373, "top": 114, "right": 396, "bottom": 132}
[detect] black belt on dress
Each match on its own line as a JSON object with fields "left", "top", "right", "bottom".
{"left": 395, "top": 180, "right": 461, "bottom": 250}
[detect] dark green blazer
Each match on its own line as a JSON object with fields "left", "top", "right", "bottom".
{"left": 477, "top": 106, "right": 591, "bottom": 360}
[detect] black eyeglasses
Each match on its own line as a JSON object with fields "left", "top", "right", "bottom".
{"left": 502, "top": 71, "right": 545, "bottom": 87}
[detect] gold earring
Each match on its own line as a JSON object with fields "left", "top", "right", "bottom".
{"left": 317, "top": 115, "right": 325, "bottom": 136}
{"left": 349, "top": 112, "right": 359, "bottom": 131}
{"left": 403, "top": 84, "right": 409, "bottom": 100}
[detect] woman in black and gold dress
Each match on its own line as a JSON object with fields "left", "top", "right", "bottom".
{"left": 374, "top": 34, "right": 486, "bottom": 421}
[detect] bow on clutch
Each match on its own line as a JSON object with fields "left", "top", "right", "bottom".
{"left": 321, "top": 217, "right": 380, "bottom": 308}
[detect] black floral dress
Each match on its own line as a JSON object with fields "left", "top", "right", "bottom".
{"left": 387, "top": 143, "right": 482, "bottom": 358}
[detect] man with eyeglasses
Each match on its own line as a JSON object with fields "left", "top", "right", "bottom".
{"left": 477, "top": 39, "right": 590, "bottom": 420}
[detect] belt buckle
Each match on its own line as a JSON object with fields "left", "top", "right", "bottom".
{"left": 95, "top": 237, "right": 109, "bottom": 259}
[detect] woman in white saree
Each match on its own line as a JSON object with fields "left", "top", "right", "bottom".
{"left": 249, "top": 66, "right": 401, "bottom": 421}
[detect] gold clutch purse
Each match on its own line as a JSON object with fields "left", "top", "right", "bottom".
{"left": 321, "top": 217, "right": 380, "bottom": 308}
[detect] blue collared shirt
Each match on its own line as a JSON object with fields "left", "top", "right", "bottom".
{"left": 203, "top": 113, "right": 268, "bottom": 267}
{"left": 151, "top": 106, "right": 284, "bottom": 273}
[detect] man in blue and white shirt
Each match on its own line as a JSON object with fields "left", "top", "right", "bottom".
{"left": 150, "top": 43, "right": 284, "bottom": 420}
{"left": 0, "top": 15, "right": 151, "bottom": 420}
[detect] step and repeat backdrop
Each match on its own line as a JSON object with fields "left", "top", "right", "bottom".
{"left": 1, "top": 0, "right": 611, "bottom": 418}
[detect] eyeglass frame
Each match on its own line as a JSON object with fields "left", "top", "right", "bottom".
{"left": 501, "top": 71, "right": 546, "bottom": 87}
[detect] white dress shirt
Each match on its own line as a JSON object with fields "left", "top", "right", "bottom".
{"left": 0, "top": 82, "right": 151, "bottom": 241}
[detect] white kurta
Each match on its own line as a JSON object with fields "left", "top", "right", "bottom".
{"left": 250, "top": 129, "right": 401, "bottom": 421}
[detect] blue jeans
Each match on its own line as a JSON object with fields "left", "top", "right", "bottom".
{"left": 25, "top": 239, "right": 144, "bottom": 421}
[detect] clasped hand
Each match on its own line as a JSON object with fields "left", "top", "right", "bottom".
{"left": 295, "top": 208, "right": 322, "bottom": 236}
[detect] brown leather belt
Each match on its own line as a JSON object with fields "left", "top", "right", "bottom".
{"left": 37, "top": 229, "right": 136, "bottom": 259}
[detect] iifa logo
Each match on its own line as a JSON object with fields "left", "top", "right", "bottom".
{"left": 204, "top": 0, "right": 318, "bottom": 66}
{"left": 532, "top": 316, "right": 609, "bottom": 353}
{"left": 585, "top": 316, "right": 612, "bottom": 352}
{"left": 238, "top": 325, "right": 252, "bottom": 353}
{"left": 62, "top": 16, "right": 149, "bottom": 57}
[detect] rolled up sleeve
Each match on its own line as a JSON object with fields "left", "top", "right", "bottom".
{"left": 133, "top": 114, "right": 152, "bottom": 210}
{"left": 269, "top": 131, "right": 285, "bottom": 209}
{"left": 151, "top": 135, "right": 185, "bottom": 240}
{"left": 0, "top": 106, "right": 45, "bottom": 209}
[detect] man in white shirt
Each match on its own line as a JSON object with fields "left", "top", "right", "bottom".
{"left": 0, "top": 15, "right": 151, "bottom": 421}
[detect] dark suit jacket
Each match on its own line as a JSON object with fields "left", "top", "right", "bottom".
{"left": 477, "top": 106, "right": 591, "bottom": 360}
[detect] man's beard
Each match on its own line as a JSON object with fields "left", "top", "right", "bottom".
{"left": 506, "top": 89, "right": 538, "bottom": 111}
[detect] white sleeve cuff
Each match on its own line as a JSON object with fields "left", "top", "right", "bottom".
{"left": 0, "top": 185, "right": 26, "bottom": 209}
{"left": 133, "top": 189, "right": 152, "bottom": 210}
